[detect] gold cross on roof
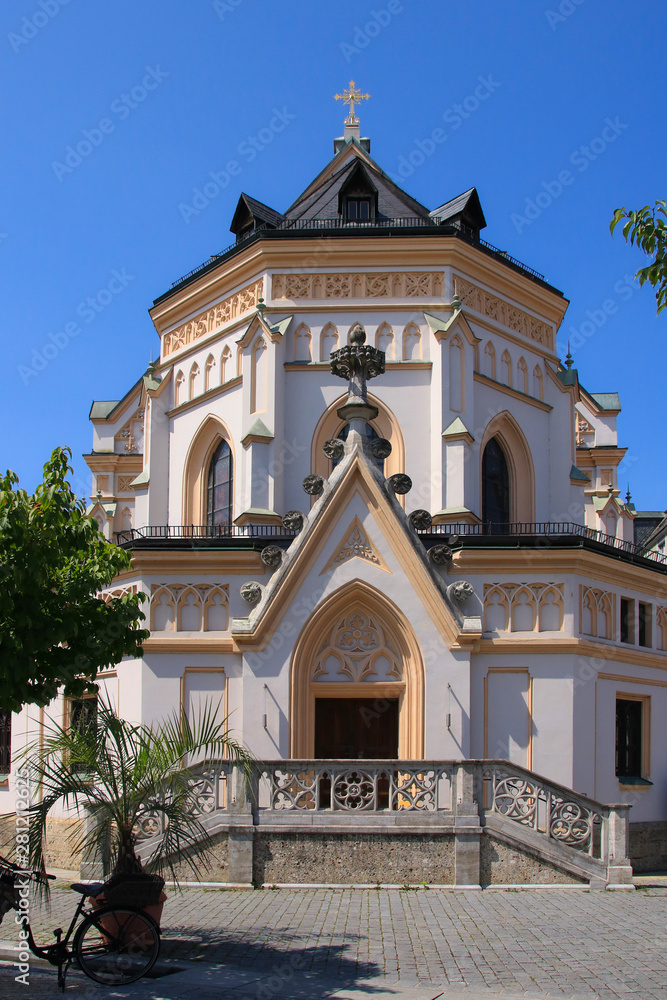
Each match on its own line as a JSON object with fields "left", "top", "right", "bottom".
{"left": 334, "top": 80, "right": 370, "bottom": 126}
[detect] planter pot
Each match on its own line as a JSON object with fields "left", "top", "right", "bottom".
{"left": 89, "top": 893, "right": 167, "bottom": 942}
{"left": 88, "top": 874, "right": 167, "bottom": 931}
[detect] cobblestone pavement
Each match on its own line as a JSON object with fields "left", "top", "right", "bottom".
{"left": 1, "top": 882, "right": 667, "bottom": 998}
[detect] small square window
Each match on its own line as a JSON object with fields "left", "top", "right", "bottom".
{"left": 346, "top": 198, "right": 371, "bottom": 221}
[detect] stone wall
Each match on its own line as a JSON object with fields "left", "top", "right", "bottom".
{"left": 630, "top": 821, "right": 667, "bottom": 872}
{"left": 481, "top": 834, "right": 585, "bottom": 886}
{"left": 253, "top": 832, "right": 456, "bottom": 885}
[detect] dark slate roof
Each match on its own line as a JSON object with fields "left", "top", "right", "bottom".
{"left": 589, "top": 392, "right": 621, "bottom": 412}
{"left": 230, "top": 193, "right": 285, "bottom": 235}
{"left": 284, "top": 141, "right": 432, "bottom": 222}
{"left": 429, "top": 187, "right": 487, "bottom": 231}
{"left": 634, "top": 513, "right": 666, "bottom": 549}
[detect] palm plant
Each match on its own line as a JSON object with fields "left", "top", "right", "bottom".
{"left": 23, "top": 698, "right": 252, "bottom": 883}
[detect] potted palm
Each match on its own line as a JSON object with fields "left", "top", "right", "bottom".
{"left": 22, "top": 697, "right": 252, "bottom": 924}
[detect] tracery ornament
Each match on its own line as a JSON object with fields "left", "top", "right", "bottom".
{"left": 311, "top": 609, "right": 402, "bottom": 683}
{"left": 453, "top": 275, "right": 553, "bottom": 348}
{"left": 163, "top": 278, "right": 264, "bottom": 356}
{"left": 483, "top": 582, "right": 564, "bottom": 633}
{"left": 149, "top": 584, "right": 229, "bottom": 632}
{"left": 485, "top": 768, "right": 601, "bottom": 854}
{"left": 580, "top": 586, "right": 614, "bottom": 640}
{"left": 272, "top": 271, "right": 444, "bottom": 301}
{"left": 117, "top": 475, "right": 136, "bottom": 492}
{"left": 327, "top": 521, "right": 381, "bottom": 569}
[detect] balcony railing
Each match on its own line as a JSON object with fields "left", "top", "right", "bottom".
{"left": 165, "top": 216, "right": 547, "bottom": 294}
{"left": 423, "top": 520, "right": 667, "bottom": 566}
{"left": 115, "top": 520, "right": 667, "bottom": 567}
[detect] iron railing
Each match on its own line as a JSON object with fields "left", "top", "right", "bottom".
{"left": 167, "top": 216, "right": 546, "bottom": 292}
{"left": 114, "top": 524, "right": 296, "bottom": 545}
{"left": 422, "top": 521, "right": 667, "bottom": 566}
{"left": 115, "top": 520, "right": 667, "bottom": 566}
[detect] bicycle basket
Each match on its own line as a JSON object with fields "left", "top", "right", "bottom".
{"left": 0, "top": 875, "right": 18, "bottom": 925}
{"left": 101, "top": 873, "right": 165, "bottom": 907}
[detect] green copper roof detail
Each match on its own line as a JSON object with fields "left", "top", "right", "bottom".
{"left": 245, "top": 417, "right": 273, "bottom": 440}
{"left": 570, "top": 464, "right": 591, "bottom": 482}
{"left": 590, "top": 392, "right": 621, "bottom": 412}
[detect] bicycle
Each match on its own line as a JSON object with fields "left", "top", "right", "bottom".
{"left": 0, "top": 855, "right": 161, "bottom": 990}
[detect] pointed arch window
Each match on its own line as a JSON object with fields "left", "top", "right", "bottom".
{"left": 335, "top": 423, "right": 385, "bottom": 473}
{"left": 482, "top": 436, "right": 510, "bottom": 526}
{"left": 206, "top": 440, "right": 233, "bottom": 527}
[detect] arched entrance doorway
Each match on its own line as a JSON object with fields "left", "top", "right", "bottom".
{"left": 289, "top": 582, "right": 425, "bottom": 758}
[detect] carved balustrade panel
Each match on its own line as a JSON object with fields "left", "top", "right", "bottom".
{"left": 482, "top": 764, "right": 601, "bottom": 857}
{"left": 262, "top": 761, "right": 453, "bottom": 813}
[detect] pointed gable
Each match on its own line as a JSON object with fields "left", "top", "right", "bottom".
{"left": 429, "top": 187, "right": 487, "bottom": 237}
{"left": 230, "top": 193, "right": 285, "bottom": 240}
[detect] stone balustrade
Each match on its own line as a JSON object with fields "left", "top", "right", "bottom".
{"left": 125, "top": 759, "right": 632, "bottom": 888}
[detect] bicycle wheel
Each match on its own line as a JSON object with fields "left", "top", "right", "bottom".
{"left": 74, "top": 905, "right": 160, "bottom": 985}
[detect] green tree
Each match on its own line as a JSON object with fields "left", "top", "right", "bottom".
{"left": 0, "top": 447, "right": 148, "bottom": 713}
{"left": 610, "top": 200, "right": 667, "bottom": 314}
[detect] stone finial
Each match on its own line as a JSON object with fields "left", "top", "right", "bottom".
{"left": 257, "top": 296, "right": 266, "bottom": 319}
{"left": 330, "top": 325, "right": 385, "bottom": 422}
{"left": 565, "top": 342, "right": 574, "bottom": 370}
{"left": 387, "top": 473, "right": 412, "bottom": 495}
{"left": 451, "top": 292, "right": 461, "bottom": 310}
{"left": 282, "top": 510, "right": 304, "bottom": 532}
{"left": 260, "top": 545, "right": 283, "bottom": 568}
{"left": 303, "top": 474, "right": 325, "bottom": 496}
{"left": 409, "top": 509, "right": 433, "bottom": 530}
{"left": 240, "top": 582, "right": 262, "bottom": 603}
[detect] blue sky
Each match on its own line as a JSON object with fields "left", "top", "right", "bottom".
{"left": 1, "top": 0, "right": 665, "bottom": 510}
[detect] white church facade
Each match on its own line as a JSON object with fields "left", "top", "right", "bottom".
{"left": 3, "top": 99, "right": 666, "bottom": 884}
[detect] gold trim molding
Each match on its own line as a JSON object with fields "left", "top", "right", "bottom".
{"left": 272, "top": 271, "right": 444, "bottom": 300}
{"left": 454, "top": 274, "right": 553, "bottom": 349}
{"left": 163, "top": 279, "right": 264, "bottom": 357}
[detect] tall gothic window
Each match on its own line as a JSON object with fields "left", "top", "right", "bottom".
{"left": 482, "top": 437, "right": 510, "bottom": 526}
{"left": 206, "top": 440, "right": 233, "bottom": 527}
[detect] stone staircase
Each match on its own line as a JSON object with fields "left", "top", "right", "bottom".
{"left": 121, "top": 759, "right": 632, "bottom": 888}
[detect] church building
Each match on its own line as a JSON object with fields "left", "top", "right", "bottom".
{"left": 3, "top": 85, "right": 666, "bottom": 885}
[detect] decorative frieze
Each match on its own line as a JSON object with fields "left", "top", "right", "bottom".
{"left": 453, "top": 275, "right": 553, "bottom": 349}
{"left": 271, "top": 271, "right": 444, "bottom": 300}
{"left": 163, "top": 279, "right": 264, "bottom": 357}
